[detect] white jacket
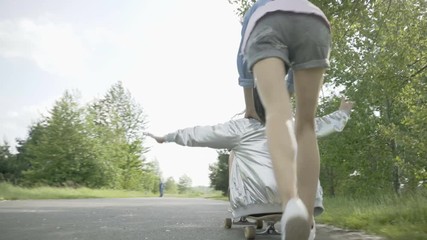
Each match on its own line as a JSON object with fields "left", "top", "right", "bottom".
{"left": 164, "top": 110, "right": 350, "bottom": 218}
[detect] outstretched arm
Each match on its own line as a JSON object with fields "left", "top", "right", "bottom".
{"left": 144, "top": 132, "right": 166, "bottom": 143}
{"left": 144, "top": 120, "right": 243, "bottom": 149}
{"left": 315, "top": 97, "right": 354, "bottom": 138}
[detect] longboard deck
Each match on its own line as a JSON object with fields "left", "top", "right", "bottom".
{"left": 245, "top": 213, "right": 282, "bottom": 222}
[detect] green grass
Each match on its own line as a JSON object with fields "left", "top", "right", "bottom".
{"left": 0, "top": 182, "right": 225, "bottom": 200}
{"left": 317, "top": 192, "right": 427, "bottom": 240}
{"left": 0, "top": 182, "right": 158, "bottom": 200}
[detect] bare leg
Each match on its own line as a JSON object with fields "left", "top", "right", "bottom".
{"left": 253, "top": 58, "right": 323, "bottom": 240}
{"left": 293, "top": 68, "right": 324, "bottom": 221}
{"left": 252, "top": 57, "right": 296, "bottom": 206}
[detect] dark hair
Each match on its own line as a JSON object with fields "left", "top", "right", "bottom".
{"left": 253, "top": 87, "right": 266, "bottom": 124}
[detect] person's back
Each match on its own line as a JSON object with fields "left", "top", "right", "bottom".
{"left": 144, "top": 106, "right": 351, "bottom": 218}
{"left": 227, "top": 118, "right": 282, "bottom": 216}
{"left": 228, "top": 112, "right": 349, "bottom": 217}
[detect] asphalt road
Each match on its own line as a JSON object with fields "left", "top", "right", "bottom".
{"left": 0, "top": 198, "right": 386, "bottom": 240}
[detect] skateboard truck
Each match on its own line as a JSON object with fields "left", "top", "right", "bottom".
{"left": 224, "top": 214, "right": 282, "bottom": 240}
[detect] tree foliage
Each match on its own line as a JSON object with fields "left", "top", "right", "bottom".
{"left": 209, "top": 150, "right": 229, "bottom": 196}
{"left": 19, "top": 91, "right": 105, "bottom": 187}
{"left": 3, "top": 82, "right": 160, "bottom": 192}
{"left": 87, "top": 81, "right": 149, "bottom": 190}
{"left": 165, "top": 177, "right": 178, "bottom": 194}
{"left": 0, "top": 141, "right": 24, "bottom": 184}
{"left": 227, "top": 0, "right": 427, "bottom": 196}
{"left": 177, "top": 174, "right": 192, "bottom": 194}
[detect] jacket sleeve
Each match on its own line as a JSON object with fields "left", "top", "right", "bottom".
{"left": 163, "top": 120, "right": 242, "bottom": 149}
{"left": 315, "top": 110, "right": 350, "bottom": 138}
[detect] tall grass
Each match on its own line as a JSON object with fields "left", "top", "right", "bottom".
{"left": 317, "top": 192, "right": 427, "bottom": 240}
{"left": 0, "top": 182, "right": 156, "bottom": 200}
{"left": 0, "top": 182, "right": 224, "bottom": 200}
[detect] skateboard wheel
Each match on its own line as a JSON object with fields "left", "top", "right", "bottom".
{"left": 244, "top": 226, "right": 256, "bottom": 240}
{"left": 224, "top": 218, "right": 232, "bottom": 229}
{"left": 255, "top": 220, "right": 263, "bottom": 229}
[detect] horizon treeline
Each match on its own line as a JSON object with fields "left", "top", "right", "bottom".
{"left": 0, "top": 82, "right": 161, "bottom": 192}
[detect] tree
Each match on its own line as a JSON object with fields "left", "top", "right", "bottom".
{"left": 0, "top": 139, "right": 31, "bottom": 185}
{"left": 209, "top": 150, "right": 229, "bottom": 196}
{"left": 140, "top": 159, "right": 161, "bottom": 193}
{"left": 0, "top": 141, "right": 16, "bottom": 183}
{"left": 20, "top": 90, "right": 105, "bottom": 187}
{"left": 177, "top": 174, "right": 192, "bottom": 194}
{"left": 165, "top": 177, "right": 178, "bottom": 194}
{"left": 227, "top": 0, "right": 427, "bottom": 196}
{"left": 87, "top": 81, "right": 150, "bottom": 190}
{"left": 13, "top": 82, "right": 154, "bottom": 190}
{"left": 324, "top": 0, "right": 427, "bottom": 195}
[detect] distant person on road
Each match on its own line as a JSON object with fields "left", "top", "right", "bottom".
{"left": 159, "top": 181, "right": 165, "bottom": 197}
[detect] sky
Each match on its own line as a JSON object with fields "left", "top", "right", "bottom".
{"left": 0, "top": 0, "right": 245, "bottom": 186}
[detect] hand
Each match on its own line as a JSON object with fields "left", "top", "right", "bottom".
{"left": 143, "top": 132, "right": 166, "bottom": 144}
{"left": 338, "top": 96, "right": 354, "bottom": 115}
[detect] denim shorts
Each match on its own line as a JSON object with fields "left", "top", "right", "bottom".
{"left": 245, "top": 12, "right": 331, "bottom": 72}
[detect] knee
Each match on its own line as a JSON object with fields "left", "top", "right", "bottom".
{"left": 295, "top": 118, "right": 316, "bottom": 133}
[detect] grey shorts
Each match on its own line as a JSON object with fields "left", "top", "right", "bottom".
{"left": 245, "top": 12, "right": 331, "bottom": 72}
